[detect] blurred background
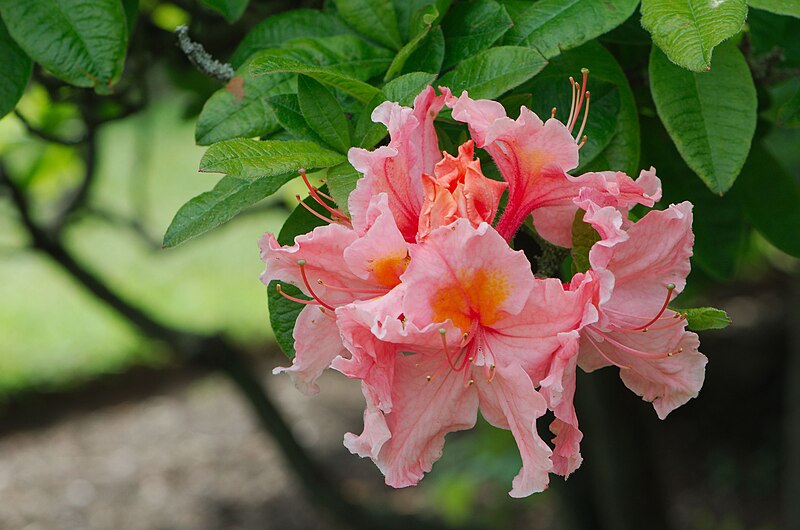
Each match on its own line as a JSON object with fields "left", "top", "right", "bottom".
{"left": 0, "top": 1, "right": 798, "bottom": 529}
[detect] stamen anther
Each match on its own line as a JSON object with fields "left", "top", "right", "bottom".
{"left": 298, "top": 261, "right": 336, "bottom": 311}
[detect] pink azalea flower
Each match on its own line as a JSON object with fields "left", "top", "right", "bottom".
{"left": 443, "top": 85, "right": 660, "bottom": 247}
{"left": 418, "top": 139, "right": 507, "bottom": 239}
{"left": 260, "top": 193, "right": 410, "bottom": 395}
{"left": 335, "top": 220, "right": 596, "bottom": 496}
{"left": 576, "top": 201, "right": 708, "bottom": 419}
{"left": 347, "top": 86, "right": 446, "bottom": 241}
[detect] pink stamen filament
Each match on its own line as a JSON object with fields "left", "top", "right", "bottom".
{"left": 317, "top": 279, "right": 385, "bottom": 296}
{"left": 297, "top": 195, "right": 336, "bottom": 224}
{"left": 566, "top": 76, "right": 578, "bottom": 131}
{"left": 585, "top": 333, "right": 630, "bottom": 369}
{"left": 297, "top": 260, "right": 336, "bottom": 311}
{"left": 575, "top": 91, "right": 591, "bottom": 143}
{"left": 299, "top": 169, "right": 349, "bottom": 222}
{"left": 629, "top": 284, "right": 675, "bottom": 331}
{"left": 276, "top": 283, "right": 318, "bottom": 306}
{"left": 598, "top": 332, "right": 683, "bottom": 360}
{"left": 607, "top": 313, "right": 686, "bottom": 334}
{"left": 440, "top": 329, "right": 462, "bottom": 372}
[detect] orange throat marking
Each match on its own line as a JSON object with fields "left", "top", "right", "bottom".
{"left": 370, "top": 253, "right": 410, "bottom": 288}
{"left": 431, "top": 268, "right": 510, "bottom": 333}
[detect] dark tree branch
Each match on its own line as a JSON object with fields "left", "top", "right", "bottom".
{"left": 175, "top": 25, "right": 234, "bottom": 82}
{"left": 14, "top": 110, "right": 87, "bottom": 146}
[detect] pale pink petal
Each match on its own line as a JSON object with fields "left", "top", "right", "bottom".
{"left": 344, "top": 382, "right": 391, "bottom": 461}
{"left": 581, "top": 326, "right": 707, "bottom": 419}
{"left": 476, "top": 363, "right": 553, "bottom": 497}
{"left": 444, "top": 89, "right": 508, "bottom": 147}
{"left": 400, "top": 220, "right": 535, "bottom": 333}
{"left": 272, "top": 305, "right": 346, "bottom": 395}
{"left": 538, "top": 332, "right": 582, "bottom": 476}
{"left": 592, "top": 202, "right": 694, "bottom": 322}
{"left": 259, "top": 224, "right": 375, "bottom": 306}
{"left": 346, "top": 350, "right": 479, "bottom": 488}
{"left": 343, "top": 193, "right": 410, "bottom": 289}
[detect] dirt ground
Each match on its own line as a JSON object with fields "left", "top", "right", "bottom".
{"left": 0, "top": 367, "right": 396, "bottom": 530}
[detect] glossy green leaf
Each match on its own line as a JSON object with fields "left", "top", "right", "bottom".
{"left": 163, "top": 173, "right": 295, "bottom": 248}
{"left": 250, "top": 54, "right": 383, "bottom": 103}
{"left": 198, "top": 36, "right": 391, "bottom": 145}
{"left": 401, "top": 25, "right": 445, "bottom": 75}
{"left": 333, "top": 0, "right": 403, "bottom": 50}
{"left": 681, "top": 307, "right": 732, "bottom": 331}
{"left": 734, "top": 144, "right": 800, "bottom": 257}
{"left": 442, "top": 0, "right": 512, "bottom": 68}
{"left": 748, "top": 0, "right": 800, "bottom": 18}
{"left": 778, "top": 87, "right": 800, "bottom": 128}
{"left": 297, "top": 75, "right": 351, "bottom": 153}
{"left": 438, "top": 46, "right": 547, "bottom": 99}
{"left": 200, "top": 139, "right": 346, "bottom": 179}
{"left": 502, "top": 0, "right": 638, "bottom": 59}
{"left": 267, "top": 280, "right": 306, "bottom": 359}
{"left": 267, "top": 94, "right": 325, "bottom": 144}
{"left": 642, "top": 116, "right": 749, "bottom": 279}
{"left": 230, "top": 9, "right": 353, "bottom": 68}
{"left": 0, "top": 0, "right": 127, "bottom": 93}
{"left": 0, "top": 17, "right": 31, "bottom": 118}
{"left": 393, "top": 0, "right": 451, "bottom": 41}
{"left": 649, "top": 44, "right": 756, "bottom": 194}
{"left": 200, "top": 0, "right": 248, "bottom": 22}
{"left": 641, "top": 0, "right": 747, "bottom": 72}
{"left": 384, "top": 11, "right": 436, "bottom": 81}
{"left": 326, "top": 162, "right": 361, "bottom": 214}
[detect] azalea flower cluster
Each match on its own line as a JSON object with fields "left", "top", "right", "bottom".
{"left": 260, "top": 82, "right": 707, "bottom": 497}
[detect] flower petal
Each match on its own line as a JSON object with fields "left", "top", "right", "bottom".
{"left": 476, "top": 363, "right": 553, "bottom": 497}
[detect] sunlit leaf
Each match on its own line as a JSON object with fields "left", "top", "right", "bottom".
{"left": 442, "top": 0, "right": 512, "bottom": 68}
{"left": 438, "top": 46, "right": 547, "bottom": 99}
{"left": 200, "top": 139, "right": 346, "bottom": 179}
{"left": 333, "top": 0, "right": 403, "bottom": 50}
{"left": 0, "top": 17, "right": 31, "bottom": 118}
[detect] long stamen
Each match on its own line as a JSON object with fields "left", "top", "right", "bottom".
{"left": 585, "top": 333, "right": 630, "bottom": 369}
{"left": 441, "top": 328, "right": 462, "bottom": 372}
{"left": 317, "top": 279, "right": 385, "bottom": 296}
{"left": 276, "top": 283, "right": 319, "bottom": 306}
{"left": 567, "top": 77, "right": 578, "bottom": 131}
{"left": 600, "top": 333, "right": 684, "bottom": 360}
{"left": 577, "top": 135, "right": 588, "bottom": 149}
{"left": 299, "top": 169, "right": 349, "bottom": 221}
{"left": 630, "top": 284, "right": 675, "bottom": 331}
{"left": 575, "top": 91, "right": 591, "bottom": 143}
{"left": 551, "top": 107, "right": 557, "bottom": 119}
{"left": 607, "top": 313, "right": 686, "bottom": 334}
{"left": 297, "top": 195, "right": 336, "bottom": 224}
{"left": 298, "top": 260, "right": 336, "bottom": 311}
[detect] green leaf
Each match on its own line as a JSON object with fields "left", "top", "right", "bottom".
{"left": 230, "top": 9, "right": 353, "bottom": 68}
{"left": 195, "top": 54, "right": 294, "bottom": 146}
{"left": 393, "top": 0, "right": 451, "bottom": 41}
{"left": 326, "top": 162, "right": 361, "bottom": 214}
{"left": 649, "top": 44, "right": 757, "bottom": 194}
{"left": 0, "top": 0, "right": 127, "bottom": 93}
{"left": 200, "top": 0, "right": 248, "bottom": 22}
{"left": 734, "top": 143, "right": 800, "bottom": 257}
{"left": 267, "top": 94, "right": 325, "bottom": 144}
{"left": 442, "top": 0, "right": 513, "bottom": 69}
{"left": 384, "top": 14, "right": 434, "bottom": 81}
{"left": 401, "top": 25, "right": 445, "bottom": 75}
{"left": 198, "top": 36, "right": 391, "bottom": 145}
{"left": 122, "top": 0, "right": 139, "bottom": 35}
{"left": 571, "top": 210, "right": 601, "bottom": 273}
{"left": 267, "top": 280, "right": 306, "bottom": 359}
{"left": 200, "top": 139, "right": 346, "bottom": 179}
{"left": 163, "top": 173, "right": 295, "bottom": 248}
{"left": 250, "top": 54, "right": 383, "bottom": 103}
{"left": 438, "top": 46, "right": 547, "bottom": 99}
{"left": 640, "top": 0, "right": 747, "bottom": 72}
{"left": 502, "top": 0, "right": 638, "bottom": 59}
{"left": 642, "top": 115, "right": 749, "bottom": 279}
{"left": 778, "top": 87, "right": 800, "bottom": 128}
{"left": 748, "top": 9, "right": 800, "bottom": 67}
{"left": 297, "top": 75, "right": 351, "bottom": 153}
{"left": 0, "top": 16, "right": 31, "bottom": 118}
{"left": 681, "top": 307, "right": 732, "bottom": 331}
{"left": 748, "top": 0, "right": 800, "bottom": 18}
{"left": 333, "top": 0, "right": 403, "bottom": 50}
